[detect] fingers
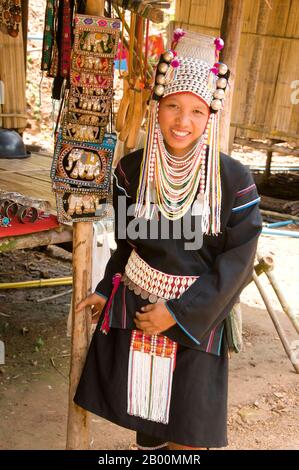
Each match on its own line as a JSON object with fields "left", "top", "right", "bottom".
{"left": 76, "top": 292, "right": 104, "bottom": 313}
{"left": 134, "top": 318, "right": 151, "bottom": 329}
{"left": 140, "top": 304, "right": 155, "bottom": 313}
{"left": 136, "top": 311, "right": 150, "bottom": 320}
{"left": 134, "top": 311, "right": 160, "bottom": 335}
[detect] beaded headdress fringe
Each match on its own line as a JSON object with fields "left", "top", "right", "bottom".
{"left": 135, "top": 101, "right": 222, "bottom": 235}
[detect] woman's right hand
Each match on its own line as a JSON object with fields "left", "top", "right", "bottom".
{"left": 76, "top": 292, "right": 107, "bottom": 324}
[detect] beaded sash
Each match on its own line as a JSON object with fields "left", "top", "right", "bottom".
{"left": 124, "top": 249, "right": 198, "bottom": 302}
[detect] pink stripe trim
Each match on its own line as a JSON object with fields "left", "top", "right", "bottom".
{"left": 122, "top": 284, "right": 127, "bottom": 328}
{"left": 236, "top": 183, "right": 256, "bottom": 197}
{"left": 206, "top": 327, "right": 216, "bottom": 353}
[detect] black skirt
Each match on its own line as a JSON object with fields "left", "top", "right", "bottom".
{"left": 74, "top": 325, "right": 229, "bottom": 448}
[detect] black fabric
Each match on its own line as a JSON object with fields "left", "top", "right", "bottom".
{"left": 136, "top": 432, "right": 167, "bottom": 449}
{"left": 74, "top": 327, "right": 229, "bottom": 448}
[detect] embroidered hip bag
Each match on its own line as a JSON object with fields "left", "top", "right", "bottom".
{"left": 225, "top": 302, "right": 243, "bottom": 353}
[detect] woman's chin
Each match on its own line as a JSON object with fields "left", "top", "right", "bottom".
{"left": 166, "top": 139, "right": 195, "bottom": 155}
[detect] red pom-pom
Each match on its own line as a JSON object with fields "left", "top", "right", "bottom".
{"left": 214, "top": 37, "right": 224, "bottom": 51}
{"left": 171, "top": 59, "right": 180, "bottom": 68}
{"left": 173, "top": 28, "right": 185, "bottom": 42}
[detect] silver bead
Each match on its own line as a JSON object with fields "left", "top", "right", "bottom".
{"left": 216, "top": 78, "right": 227, "bottom": 89}
{"left": 154, "top": 84, "right": 165, "bottom": 96}
{"left": 163, "top": 50, "right": 174, "bottom": 63}
{"left": 218, "top": 63, "right": 228, "bottom": 75}
{"left": 156, "top": 74, "right": 166, "bottom": 85}
{"left": 158, "top": 62, "right": 168, "bottom": 74}
{"left": 214, "top": 88, "right": 225, "bottom": 99}
{"left": 211, "top": 99, "right": 222, "bottom": 111}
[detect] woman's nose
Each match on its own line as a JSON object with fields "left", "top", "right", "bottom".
{"left": 176, "top": 112, "right": 191, "bottom": 127}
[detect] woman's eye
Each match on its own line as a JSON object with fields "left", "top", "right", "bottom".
{"left": 194, "top": 109, "right": 204, "bottom": 114}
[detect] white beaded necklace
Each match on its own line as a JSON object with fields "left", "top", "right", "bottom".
{"left": 149, "top": 124, "right": 209, "bottom": 220}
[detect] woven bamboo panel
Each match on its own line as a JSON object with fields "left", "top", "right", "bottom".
{"left": 174, "top": 0, "right": 299, "bottom": 143}
{"left": 0, "top": 22, "right": 27, "bottom": 131}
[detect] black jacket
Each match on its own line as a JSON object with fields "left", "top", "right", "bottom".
{"left": 95, "top": 148, "right": 262, "bottom": 356}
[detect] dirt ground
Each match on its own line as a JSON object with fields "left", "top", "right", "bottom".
{"left": 0, "top": 234, "right": 298, "bottom": 451}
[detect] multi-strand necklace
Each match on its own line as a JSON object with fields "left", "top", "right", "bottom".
{"left": 149, "top": 124, "right": 209, "bottom": 220}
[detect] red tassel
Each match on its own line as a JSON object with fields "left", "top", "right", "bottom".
{"left": 100, "top": 273, "right": 122, "bottom": 334}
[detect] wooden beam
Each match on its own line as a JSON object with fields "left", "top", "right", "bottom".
{"left": 220, "top": 0, "right": 245, "bottom": 154}
{"left": 231, "top": 122, "right": 299, "bottom": 142}
{"left": 234, "top": 137, "right": 299, "bottom": 156}
{"left": 65, "top": 0, "right": 104, "bottom": 451}
{"left": 260, "top": 209, "right": 299, "bottom": 222}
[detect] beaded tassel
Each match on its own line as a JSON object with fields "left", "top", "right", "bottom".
{"left": 100, "top": 273, "right": 122, "bottom": 334}
{"left": 135, "top": 100, "right": 159, "bottom": 219}
{"left": 202, "top": 112, "right": 222, "bottom": 235}
{"left": 127, "top": 330, "right": 177, "bottom": 424}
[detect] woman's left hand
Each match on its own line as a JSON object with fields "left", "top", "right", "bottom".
{"left": 134, "top": 302, "right": 176, "bottom": 335}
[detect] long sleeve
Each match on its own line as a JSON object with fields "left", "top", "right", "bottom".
{"left": 165, "top": 165, "right": 262, "bottom": 346}
{"left": 95, "top": 166, "right": 132, "bottom": 298}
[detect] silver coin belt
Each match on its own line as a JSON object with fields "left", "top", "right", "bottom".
{"left": 123, "top": 249, "right": 199, "bottom": 304}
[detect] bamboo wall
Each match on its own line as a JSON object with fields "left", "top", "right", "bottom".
{"left": 174, "top": 0, "right": 299, "bottom": 144}
{"left": 0, "top": 22, "right": 27, "bottom": 131}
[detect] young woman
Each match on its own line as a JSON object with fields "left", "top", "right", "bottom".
{"left": 74, "top": 30, "right": 262, "bottom": 450}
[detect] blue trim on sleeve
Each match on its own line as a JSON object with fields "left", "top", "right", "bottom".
{"left": 165, "top": 304, "right": 200, "bottom": 346}
{"left": 232, "top": 197, "right": 261, "bottom": 213}
{"left": 217, "top": 325, "right": 225, "bottom": 355}
{"left": 95, "top": 291, "right": 108, "bottom": 300}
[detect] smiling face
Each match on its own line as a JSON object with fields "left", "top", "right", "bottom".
{"left": 158, "top": 92, "right": 210, "bottom": 157}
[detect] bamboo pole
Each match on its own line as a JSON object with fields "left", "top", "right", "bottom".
{"left": 112, "top": 0, "right": 169, "bottom": 23}
{"left": 260, "top": 209, "right": 299, "bottom": 222}
{"left": 220, "top": 0, "right": 245, "bottom": 154}
{"left": 252, "top": 270, "right": 299, "bottom": 374}
{"left": 0, "top": 277, "right": 72, "bottom": 289}
{"left": 66, "top": 0, "right": 104, "bottom": 451}
{"left": 113, "top": 4, "right": 154, "bottom": 79}
{"left": 254, "top": 255, "right": 274, "bottom": 277}
{"left": 256, "top": 252, "right": 299, "bottom": 335}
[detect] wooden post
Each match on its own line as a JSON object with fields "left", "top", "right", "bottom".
{"left": 66, "top": 0, "right": 104, "bottom": 450}
{"left": 21, "top": 0, "right": 29, "bottom": 72}
{"left": 220, "top": 0, "right": 245, "bottom": 154}
{"left": 264, "top": 148, "right": 273, "bottom": 181}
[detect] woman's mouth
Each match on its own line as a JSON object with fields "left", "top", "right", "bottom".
{"left": 170, "top": 129, "right": 191, "bottom": 140}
